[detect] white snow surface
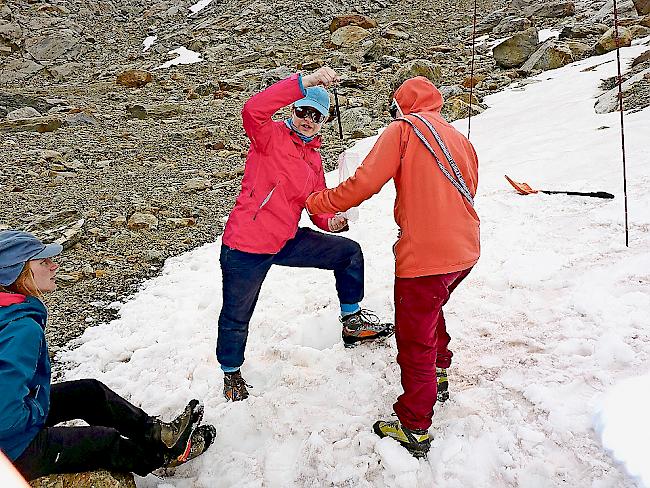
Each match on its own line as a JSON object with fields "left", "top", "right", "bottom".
{"left": 155, "top": 47, "right": 202, "bottom": 70}
{"left": 189, "top": 0, "right": 213, "bottom": 14}
{"left": 143, "top": 36, "right": 157, "bottom": 52}
{"left": 59, "top": 40, "right": 650, "bottom": 487}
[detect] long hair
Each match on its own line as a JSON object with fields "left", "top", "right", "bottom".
{"left": 0, "top": 263, "right": 43, "bottom": 299}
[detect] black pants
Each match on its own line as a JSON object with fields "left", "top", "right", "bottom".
{"left": 14, "top": 379, "right": 164, "bottom": 480}
{"left": 217, "top": 227, "right": 364, "bottom": 369}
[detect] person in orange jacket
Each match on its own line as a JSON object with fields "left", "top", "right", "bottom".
{"left": 306, "top": 76, "right": 480, "bottom": 458}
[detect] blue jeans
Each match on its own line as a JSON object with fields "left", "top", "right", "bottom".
{"left": 217, "top": 227, "right": 364, "bottom": 369}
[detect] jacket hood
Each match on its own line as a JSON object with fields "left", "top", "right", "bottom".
{"left": 0, "top": 293, "right": 47, "bottom": 332}
{"left": 393, "top": 76, "right": 443, "bottom": 115}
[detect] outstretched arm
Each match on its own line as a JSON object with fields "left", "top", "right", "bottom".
{"left": 306, "top": 122, "right": 404, "bottom": 215}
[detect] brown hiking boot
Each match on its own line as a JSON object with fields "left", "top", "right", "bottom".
{"left": 223, "top": 370, "right": 251, "bottom": 401}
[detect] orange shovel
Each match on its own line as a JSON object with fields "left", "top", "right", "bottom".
{"left": 505, "top": 175, "right": 614, "bottom": 199}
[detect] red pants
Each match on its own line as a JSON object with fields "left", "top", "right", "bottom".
{"left": 393, "top": 268, "right": 472, "bottom": 431}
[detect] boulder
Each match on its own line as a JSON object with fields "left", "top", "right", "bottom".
{"left": 634, "top": 0, "right": 650, "bottom": 15}
{"left": 594, "top": 27, "right": 632, "bottom": 55}
{"left": 631, "top": 49, "right": 650, "bottom": 68}
{"left": 0, "top": 116, "right": 62, "bottom": 133}
{"left": 182, "top": 177, "right": 212, "bottom": 192}
{"left": 629, "top": 25, "right": 650, "bottom": 39}
{"left": 125, "top": 104, "right": 183, "bottom": 119}
{"left": 565, "top": 40, "right": 593, "bottom": 59}
{"left": 520, "top": 40, "right": 574, "bottom": 72}
{"left": 392, "top": 59, "right": 443, "bottom": 90}
{"left": 330, "top": 14, "right": 377, "bottom": 33}
{"left": 24, "top": 33, "right": 82, "bottom": 63}
{"left": 29, "top": 470, "right": 136, "bottom": 488}
{"left": 559, "top": 23, "right": 609, "bottom": 39}
{"left": 116, "top": 69, "right": 153, "bottom": 88}
{"left": 523, "top": 1, "right": 575, "bottom": 18}
{"left": 493, "top": 16, "right": 532, "bottom": 34}
{"left": 340, "top": 107, "right": 372, "bottom": 136}
{"left": 0, "top": 57, "right": 44, "bottom": 83}
{"left": 492, "top": 27, "right": 539, "bottom": 68}
{"left": 6, "top": 107, "right": 42, "bottom": 120}
{"left": 127, "top": 212, "right": 158, "bottom": 231}
{"left": 330, "top": 25, "right": 370, "bottom": 47}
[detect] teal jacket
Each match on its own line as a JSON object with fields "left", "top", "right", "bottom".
{"left": 0, "top": 293, "right": 51, "bottom": 460}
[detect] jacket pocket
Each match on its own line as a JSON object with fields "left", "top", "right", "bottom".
{"left": 253, "top": 183, "right": 278, "bottom": 220}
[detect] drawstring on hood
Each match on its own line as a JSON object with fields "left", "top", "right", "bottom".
{"left": 393, "top": 77, "right": 444, "bottom": 115}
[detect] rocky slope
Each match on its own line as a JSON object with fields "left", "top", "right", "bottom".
{"left": 1, "top": 0, "right": 649, "bottom": 362}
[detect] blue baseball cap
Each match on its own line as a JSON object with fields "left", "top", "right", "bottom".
{"left": 295, "top": 86, "right": 330, "bottom": 116}
{"left": 0, "top": 230, "right": 63, "bottom": 286}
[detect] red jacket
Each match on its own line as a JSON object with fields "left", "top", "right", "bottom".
{"left": 223, "top": 75, "right": 334, "bottom": 254}
{"left": 306, "top": 77, "right": 480, "bottom": 278}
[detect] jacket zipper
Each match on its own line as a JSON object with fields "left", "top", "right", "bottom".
{"left": 253, "top": 184, "right": 277, "bottom": 220}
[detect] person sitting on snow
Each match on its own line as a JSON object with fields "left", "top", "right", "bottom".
{"left": 0, "top": 230, "right": 216, "bottom": 481}
{"left": 217, "top": 66, "right": 393, "bottom": 401}
{"left": 306, "top": 76, "right": 480, "bottom": 458}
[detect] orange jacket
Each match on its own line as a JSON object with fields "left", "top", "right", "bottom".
{"left": 305, "top": 77, "right": 480, "bottom": 278}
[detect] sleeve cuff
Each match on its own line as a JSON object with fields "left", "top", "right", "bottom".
{"left": 297, "top": 74, "right": 307, "bottom": 96}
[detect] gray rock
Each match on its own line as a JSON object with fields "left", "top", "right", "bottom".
{"left": 6, "top": 107, "right": 42, "bottom": 120}
{"left": 594, "top": 27, "right": 632, "bottom": 55}
{"left": 493, "top": 17, "right": 532, "bottom": 34}
{"left": 24, "top": 33, "right": 82, "bottom": 63}
{"left": 559, "top": 23, "right": 609, "bottom": 39}
{"left": 29, "top": 470, "right": 136, "bottom": 488}
{"left": 330, "top": 25, "right": 371, "bottom": 47}
{"left": 0, "top": 21, "right": 22, "bottom": 48}
{"left": 392, "top": 59, "right": 443, "bottom": 90}
{"left": 439, "top": 85, "right": 465, "bottom": 99}
{"left": 0, "top": 57, "right": 44, "bottom": 83}
{"left": 464, "top": 9, "right": 506, "bottom": 35}
{"left": 340, "top": 107, "right": 372, "bottom": 136}
{"left": 493, "top": 27, "right": 539, "bottom": 68}
{"left": 0, "top": 116, "right": 62, "bottom": 133}
{"left": 634, "top": 0, "right": 650, "bottom": 15}
{"left": 0, "top": 5, "right": 11, "bottom": 20}
{"left": 592, "top": 0, "right": 638, "bottom": 22}
{"left": 520, "top": 40, "right": 574, "bottom": 72}
{"left": 48, "top": 62, "right": 83, "bottom": 81}
{"left": 127, "top": 212, "right": 158, "bottom": 230}
{"left": 523, "top": 1, "right": 575, "bottom": 18}
{"left": 595, "top": 67, "right": 650, "bottom": 113}
{"left": 260, "top": 67, "right": 293, "bottom": 89}
{"left": 64, "top": 113, "right": 100, "bottom": 126}
{"left": 182, "top": 178, "right": 212, "bottom": 192}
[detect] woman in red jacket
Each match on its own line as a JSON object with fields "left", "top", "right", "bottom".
{"left": 217, "top": 67, "right": 392, "bottom": 401}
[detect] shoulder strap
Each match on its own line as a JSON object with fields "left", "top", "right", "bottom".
{"left": 396, "top": 114, "right": 474, "bottom": 207}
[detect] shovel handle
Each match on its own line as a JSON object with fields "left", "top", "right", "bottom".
{"left": 541, "top": 190, "right": 615, "bottom": 199}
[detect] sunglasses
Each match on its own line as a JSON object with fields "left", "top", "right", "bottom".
{"left": 294, "top": 106, "right": 326, "bottom": 124}
{"left": 389, "top": 98, "right": 403, "bottom": 119}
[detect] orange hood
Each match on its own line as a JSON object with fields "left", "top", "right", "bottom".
{"left": 394, "top": 76, "right": 443, "bottom": 115}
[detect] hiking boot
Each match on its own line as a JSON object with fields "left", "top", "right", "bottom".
{"left": 153, "top": 399, "right": 204, "bottom": 451}
{"left": 164, "top": 424, "right": 216, "bottom": 468}
{"left": 373, "top": 419, "right": 431, "bottom": 458}
{"left": 340, "top": 309, "right": 394, "bottom": 347}
{"left": 223, "top": 369, "right": 251, "bottom": 401}
{"left": 436, "top": 367, "right": 449, "bottom": 403}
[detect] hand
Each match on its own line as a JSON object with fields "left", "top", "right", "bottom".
{"left": 328, "top": 213, "right": 348, "bottom": 232}
{"left": 302, "top": 66, "right": 340, "bottom": 88}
